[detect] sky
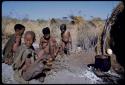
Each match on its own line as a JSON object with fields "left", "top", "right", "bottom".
{"left": 2, "top": 1, "right": 120, "bottom": 20}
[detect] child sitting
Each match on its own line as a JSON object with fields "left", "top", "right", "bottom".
{"left": 2, "top": 24, "right": 25, "bottom": 65}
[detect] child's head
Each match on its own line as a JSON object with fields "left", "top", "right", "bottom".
{"left": 60, "top": 24, "right": 66, "bottom": 33}
{"left": 42, "top": 27, "right": 50, "bottom": 40}
{"left": 24, "top": 31, "right": 36, "bottom": 48}
{"left": 14, "top": 24, "right": 25, "bottom": 36}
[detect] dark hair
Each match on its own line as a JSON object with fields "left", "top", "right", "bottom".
{"left": 24, "top": 31, "right": 36, "bottom": 42}
{"left": 42, "top": 27, "right": 50, "bottom": 35}
{"left": 60, "top": 24, "right": 66, "bottom": 31}
{"left": 14, "top": 24, "right": 25, "bottom": 31}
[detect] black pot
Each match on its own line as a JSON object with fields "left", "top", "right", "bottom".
{"left": 95, "top": 55, "right": 111, "bottom": 72}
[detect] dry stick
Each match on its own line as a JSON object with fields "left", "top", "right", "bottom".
{"left": 101, "top": 2, "right": 123, "bottom": 55}
{"left": 102, "top": 23, "right": 111, "bottom": 55}
{"left": 101, "top": 16, "right": 109, "bottom": 55}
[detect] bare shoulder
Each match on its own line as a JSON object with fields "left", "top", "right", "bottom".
{"left": 65, "top": 30, "right": 70, "bottom": 35}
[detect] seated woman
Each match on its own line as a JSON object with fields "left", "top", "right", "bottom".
{"left": 2, "top": 24, "right": 25, "bottom": 65}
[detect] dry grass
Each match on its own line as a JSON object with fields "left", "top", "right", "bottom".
{"left": 2, "top": 16, "right": 105, "bottom": 53}
{"left": 68, "top": 16, "right": 104, "bottom": 52}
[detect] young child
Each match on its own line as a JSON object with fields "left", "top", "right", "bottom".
{"left": 38, "top": 27, "right": 59, "bottom": 65}
{"left": 60, "top": 24, "right": 72, "bottom": 54}
{"left": 12, "top": 31, "right": 36, "bottom": 83}
{"left": 13, "top": 31, "right": 47, "bottom": 83}
{"left": 2, "top": 24, "right": 25, "bottom": 65}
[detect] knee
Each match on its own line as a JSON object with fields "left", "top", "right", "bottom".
{"left": 22, "top": 72, "right": 32, "bottom": 81}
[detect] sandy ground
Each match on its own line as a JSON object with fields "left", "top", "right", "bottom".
{"left": 2, "top": 41, "right": 123, "bottom": 84}
{"left": 42, "top": 51, "right": 104, "bottom": 84}
{"left": 2, "top": 50, "right": 103, "bottom": 84}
